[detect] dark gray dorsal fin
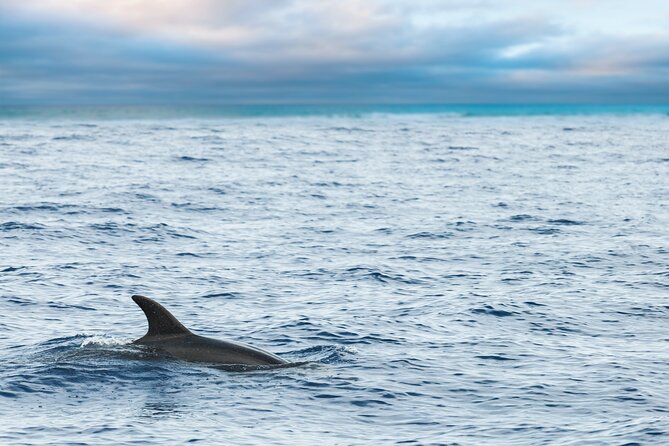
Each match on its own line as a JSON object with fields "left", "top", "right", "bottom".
{"left": 132, "top": 295, "right": 192, "bottom": 339}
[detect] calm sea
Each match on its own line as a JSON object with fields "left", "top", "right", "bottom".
{"left": 1, "top": 105, "right": 668, "bottom": 445}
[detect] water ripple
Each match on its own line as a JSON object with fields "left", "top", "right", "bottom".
{"left": 1, "top": 114, "right": 668, "bottom": 444}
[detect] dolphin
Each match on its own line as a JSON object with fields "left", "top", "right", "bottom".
{"left": 131, "top": 294, "right": 287, "bottom": 366}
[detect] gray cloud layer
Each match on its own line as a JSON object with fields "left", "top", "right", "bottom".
{"left": 0, "top": 1, "right": 667, "bottom": 104}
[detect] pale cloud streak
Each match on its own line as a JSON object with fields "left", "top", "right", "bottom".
{"left": 0, "top": 0, "right": 667, "bottom": 103}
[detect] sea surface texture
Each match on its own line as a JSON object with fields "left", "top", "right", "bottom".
{"left": 1, "top": 106, "right": 668, "bottom": 445}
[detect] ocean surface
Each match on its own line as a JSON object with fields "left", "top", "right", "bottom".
{"left": 0, "top": 105, "right": 668, "bottom": 445}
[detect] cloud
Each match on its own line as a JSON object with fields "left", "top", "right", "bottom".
{"left": 0, "top": 0, "right": 667, "bottom": 104}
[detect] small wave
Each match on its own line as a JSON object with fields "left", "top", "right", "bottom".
{"left": 134, "top": 193, "right": 161, "bottom": 202}
{"left": 89, "top": 222, "right": 126, "bottom": 231}
{"left": 170, "top": 202, "right": 221, "bottom": 212}
{"left": 201, "top": 292, "right": 238, "bottom": 299}
{"left": 374, "top": 227, "right": 392, "bottom": 234}
{"left": 0, "top": 221, "right": 45, "bottom": 231}
{"left": 100, "top": 207, "right": 127, "bottom": 214}
{"left": 528, "top": 227, "right": 560, "bottom": 235}
{"left": 1, "top": 266, "right": 25, "bottom": 272}
{"left": 289, "top": 345, "right": 358, "bottom": 364}
{"left": 11, "top": 204, "right": 61, "bottom": 212}
{"left": 476, "top": 355, "right": 516, "bottom": 361}
{"left": 312, "top": 181, "right": 346, "bottom": 187}
{"left": 344, "top": 267, "right": 424, "bottom": 285}
{"left": 47, "top": 301, "right": 96, "bottom": 311}
{"left": 471, "top": 306, "right": 517, "bottom": 317}
{"left": 449, "top": 220, "right": 477, "bottom": 232}
{"left": 406, "top": 231, "right": 453, "bottom": 240}
{"left": 509, "top": 214, "right": 537, "bottom": 222}
{"left": 350, "top": 399, "right": 392, "bottom": 407}
{"left": 79, "top": 335, "right": 133, "bottom": 348}
{"left": 547, "top": 219, "right": 585, "bottom": 226}
{"left": 326, "top": 126, "right": 374, "bottom": 133}
{"left": 34, "top": 335, "right": 162, "bottom": 366}
{"left": 177, "top": 155, "right": 209, "bottom": 162}
{"left": 6, "top": 296, "right": 35, "bottom": 306}
{"left": 52, "top": 134, "right": 94, "bottom": 141}
{"left": 4, "top": 203, "right": 90, "bottom": 218}
{"left": 85, "top": 221, "right": 200, "bottom": 242}
{"left": 394, "top": 255, "right": 446, "bottom": 263}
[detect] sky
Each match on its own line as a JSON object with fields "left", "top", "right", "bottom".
{"left": 0, "top": 0, "right": 668, "bottom": 104}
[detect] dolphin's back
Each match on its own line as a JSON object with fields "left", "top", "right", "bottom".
{"left": 140, "top": 334, "right": 287, "bottom": 365}
{"left": 131, "top": 294, "right": 287, "bottom": 366}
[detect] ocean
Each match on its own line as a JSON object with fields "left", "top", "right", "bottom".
{"left": 1, "top": 105, "right": 668, "bottom": 445}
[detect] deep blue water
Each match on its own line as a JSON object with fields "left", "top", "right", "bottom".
{"left": 1, "top": 108, "right": 668, "bottom": 445}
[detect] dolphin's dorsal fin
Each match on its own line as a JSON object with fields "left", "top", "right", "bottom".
{"left": 132, "top": 295, "right": 192, "bottom": 339}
